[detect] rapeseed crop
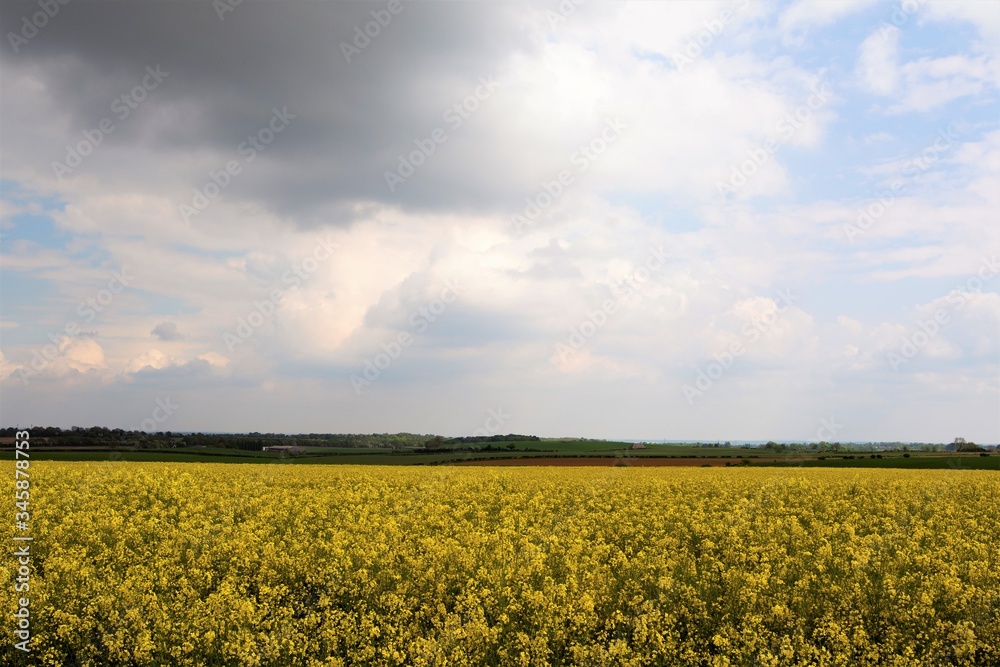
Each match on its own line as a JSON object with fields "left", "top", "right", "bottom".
{"left": 3, "top": 464, "right": 997, "bottom": 666}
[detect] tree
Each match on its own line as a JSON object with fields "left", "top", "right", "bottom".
{"left": 955, "top": 439, "right": 984, "bottom": 452}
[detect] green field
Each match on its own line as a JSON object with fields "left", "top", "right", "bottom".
{"left": 772, "top": 454, "right": 1000, "bottom": 470}
{"left": 2, "top": 439, "right": 995, "bottom": 469}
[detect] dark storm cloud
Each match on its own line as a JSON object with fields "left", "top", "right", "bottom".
{"left": 0, "top": 0, "right": 539, "bottom": 223}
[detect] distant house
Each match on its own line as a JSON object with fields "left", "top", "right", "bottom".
{"left": 262, "top": 445, "right": 305, "bottom": 454}
{"left": 630, "top": 442, "right": 646, "bottom": 450}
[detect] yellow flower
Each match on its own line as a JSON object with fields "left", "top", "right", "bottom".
{"left": 4, "top": 463, "right": 997, "bottom": 666}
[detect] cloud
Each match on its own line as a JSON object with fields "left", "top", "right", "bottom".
{"left": 151, "top": 321, "right": 182, "bottom": 341}
{"left": 858, "top": 26, "right": 901, "bottom": 95}
{"left": 854, "top": 4, "right": 1000, "bottom": 113}
{"left": 889, "top": 54, "right": 993, "bottom": 112}
{"left": 780, "top": 0, "right": 879, "bottom": 34}
{"left": 0, "top": 0, "right": 535, "bottom": 224}
{"left": 921, "top": 0, "right": 1000, "bottom": 42}
{"left": 846, "top": 290, "right": 1000, "bottom": 374}
{"left": 0, "top": 0, "right": 841, "bottom": 228}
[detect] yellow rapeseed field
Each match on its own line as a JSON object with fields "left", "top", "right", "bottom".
{"left": 3, "top": 463, "right": 998, "bottom": 666}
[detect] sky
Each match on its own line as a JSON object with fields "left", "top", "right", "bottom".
{"left": 0, "top": 0, "right": 998, "bottom": 443}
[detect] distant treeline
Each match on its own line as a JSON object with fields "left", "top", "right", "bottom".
{"left": 0, "top": 427, "right": 460, "bottom": 451}
{"left": 3, "top": 428, "right": 987, "bottom": 453}
{"left": 418, "top": 434, "right": 542, "bottom": 453}
{"left": 759, "top": 440, "right": 987, "bottom": 453}
{"left": 443, "top": 434, "right": 541, "bottom": 444}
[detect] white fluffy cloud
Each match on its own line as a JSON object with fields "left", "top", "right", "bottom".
{"left": 858, "top": 26, "right": 902, "bottom": 95}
